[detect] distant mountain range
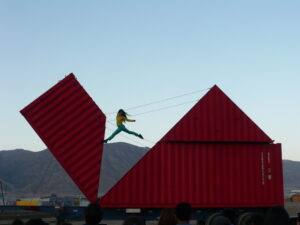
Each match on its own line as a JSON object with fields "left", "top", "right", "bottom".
{"left": 0, "top": 143, "right": 299, "bottom": 198}
{"left": 0, "top": 143, "right": 148, "bottom": 198}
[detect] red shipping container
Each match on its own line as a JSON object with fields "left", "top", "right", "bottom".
{"left": 20, "top": 74, "right": 106, "bottom": 202}
{"left": 100, "top": 85, "right": 283, "bottom": 208}
{"left": 101, "top": 143, "right": 283, "bottom": 208}
{"left": 162, "top": 85, "right": 272, "bottom": 143}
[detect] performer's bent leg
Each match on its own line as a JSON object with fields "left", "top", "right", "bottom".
{"left": 106, "top": 127, "right": 122, "bottom": 141}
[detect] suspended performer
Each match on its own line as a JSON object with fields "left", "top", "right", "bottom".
{"left": 102, "top": 109, "right": 143, "bottom": 143}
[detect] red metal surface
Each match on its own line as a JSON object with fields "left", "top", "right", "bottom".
{"left": 100, "top": 143, "right": 283, "bottom": 208}
{"left": 162, "top": 85, "right": 273, "bottom": 143}
{"left": 20, "top": 74, "right": 106, "bottom": 202}
{"left": 100, "top": 85, "right": 283, "bottom": 208}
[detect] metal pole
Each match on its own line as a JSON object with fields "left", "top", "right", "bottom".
{"left": 0, "top": 181, "right": 5, "bottom": 205}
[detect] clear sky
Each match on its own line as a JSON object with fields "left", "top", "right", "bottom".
{"left": 0, "top": 1, "right": 299, "bottom": 160}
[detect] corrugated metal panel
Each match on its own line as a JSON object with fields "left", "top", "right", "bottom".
{"left": 101, "top": 85, "right": 283, "bottom": 208}
{"left": 161, "top": 85, "right": 272, "bottom": 143}
{"left": 100, "top": 143, "right": 283, "bottom": 208}
{"left": 20, "top": 74, "right": 106, "bottom": 202}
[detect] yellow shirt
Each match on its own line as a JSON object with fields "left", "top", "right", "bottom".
{"left": 116, "top": 115, "right": 135, "bottom": 126}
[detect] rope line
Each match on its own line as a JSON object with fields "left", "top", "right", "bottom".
{"left": 34, "top": 159, "right": 53, "bottom": 194}
{"left": 132, "top": 99, "right": 199, "bottom": 116}
{"left": 107, "top": 87, "right": 210, "bottom": 115}
{"left": 103, "top": 87, "right": 211, "bottom": 146}
{"left": 107, "top": 98, "right": 199, "bottom": 122}
{"left": 141, "top": 137, "right": 156, "bottom": 145}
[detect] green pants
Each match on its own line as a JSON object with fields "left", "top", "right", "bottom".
{"left": 106, "top": 125, "right": 139, "bottom": 141}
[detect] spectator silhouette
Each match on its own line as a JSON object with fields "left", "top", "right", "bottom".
{"left": 222, "top": 208, "right": 236, "bottom": 225}
{"left": 196, "top": 220, "right": 205, "bottom": 225}
{"left": 211, "top": 216, "right": 231, "bottom": 225}
{"left": 123, "top": 216, "right": 145, "bottom": 225}
{"left": 175, "top": 203, "right": 192, "bottom": 225}
{"left": 25, "top": 219, "right": 48, "bottom": 225}
{"left": 84, "top": 203, "right": 104, "bottom": 225}
{"left": 12, "top": 219, "right": 24, "bottom": 225}
{"left": 158, "top": 208, "right": 177, "bottom": 225}
{"left": 246, "top": 213, "right": 264, "bottom": 225}
{"left": 264, "top": 206, "right": 290, "bottom": 225}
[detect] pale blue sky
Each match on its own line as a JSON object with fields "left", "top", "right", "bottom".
{"left": 0, "top": 1, "right": 299, "bottom": 160}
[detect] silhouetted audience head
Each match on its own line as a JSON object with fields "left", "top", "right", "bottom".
{"left": 84, "top": 203, "right": 104, "bottom": 225}
{"left": 196, "top": 220, "right": 205, "bottom": 225}
{"left": 25, "top": 219, "right": 48, "bottom": 225}
{"left": 246, "top": 213, "right": 264, "bottom": 225}
{"left": 12, "top": 219, "right": 24, "bottom": 225}
{"left": 222, "top": 208, "right": 236, "bottom": 225}
{"left": 175, "top": 202, "right": 192, "bottom": 223}
{"left": 158, "top": 208, "right": 177, "bottom": 225}
{"left": 123, "top": 216, "right": 146, "bottom": 225}
{"left": 211, "top": 216, "right": 231, "bottom": 225}
{"left": 264, "top": 206, "right": 290, "bottom": 225}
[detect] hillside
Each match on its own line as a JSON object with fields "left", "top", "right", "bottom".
{"left": 283, "top": 160, "right": 300, "bottom": 193}
{"left": 0, "top": 144, "right": 299, "bottom": 197}
{"left": 0, "top": 143, "right": 148, "bottom": 197}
